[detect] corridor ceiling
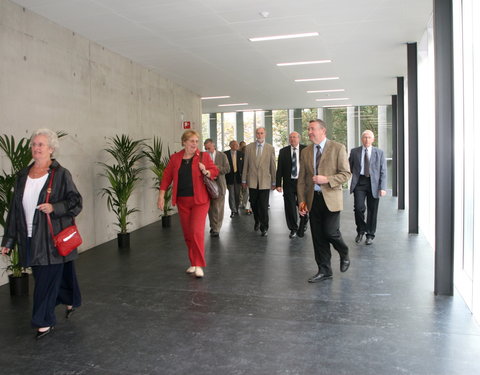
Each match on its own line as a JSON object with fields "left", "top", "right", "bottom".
{"left": 11, "top": 0, "right": 432, "bottom": 113}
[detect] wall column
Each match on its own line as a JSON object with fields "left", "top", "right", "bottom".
{"left": 397, "top": 77, "right": 405, "bottom": 210}
{"left": 433, "top": 0, "right": 454, "bottom": 296}
{"left": 392, "top": 95, "right": 398, "bottom": 197}
{"left": 408, "top": 43, "right": 419, "bottom": 234}
{"left": 264, "top": 110, "right": 273, "bottom": 144}
{"left": 236, "top": 112, "right": 244, "bottom": 142}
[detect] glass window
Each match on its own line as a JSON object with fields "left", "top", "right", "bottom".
{"left": 301, "top": 108, "right": 318, "bottom": 144}
{"left": 223, "top": 112, "right": 236, "bottom": 151}
{"left": 272, "top": 110, "right": 288, "bottom": 152}
{"left": 243, "top": 111, "right": 255, "bottom": 144}
{"left": 201, "top": 114, "right": 210, "bottom": 141}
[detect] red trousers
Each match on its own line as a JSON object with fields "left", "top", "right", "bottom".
{"left": 176, "top": 196, "right": 210, "bottom": 267}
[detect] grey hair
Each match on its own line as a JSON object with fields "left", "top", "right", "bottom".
{"left": 30, "top": 128, "right": 59, "bottom": 155}
{"left": 309, "top": 119, "right": 327, "bottom": 130}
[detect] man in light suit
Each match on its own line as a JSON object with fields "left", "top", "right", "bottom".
{"left": 276, "top": 131, "right": 308, "bottom": 238}
{"left": 298, "top": 119, "right": 352, "bottom": 283}
{"left": 224, "top": 140, "right": 244, "bottom": 218}
{"left": 204, "top": 139, "right": 230, "bottom": 237}
{"left": 349, "top": 130, "right": 387, "bottom": 245}
{"left": 242, "top": 127, "right": 276, "bottom": 236}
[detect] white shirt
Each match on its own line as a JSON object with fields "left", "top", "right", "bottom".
{"left": 23, "top": 174, "right": 48, "bottom": 237}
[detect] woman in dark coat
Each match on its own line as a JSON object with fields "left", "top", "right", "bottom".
{"left": 1, "top": 128, "right": 82, "bottom": 339}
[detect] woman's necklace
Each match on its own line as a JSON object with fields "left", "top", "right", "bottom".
{"left": 30, "top": 162, "right": 51, "bottom": 178}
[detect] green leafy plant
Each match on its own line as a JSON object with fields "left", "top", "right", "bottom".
{"left": 0, "top": 135, "right": 33, "bottom": 277}
{"left": 99, "top": 135, "right": 145, "bottom": 234}
{"left": 142, "top": 136, "right": 173, "bottom": 216}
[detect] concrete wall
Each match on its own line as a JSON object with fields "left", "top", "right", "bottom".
{"left": 0, "top": 0, "right": 202, "bottom": 285}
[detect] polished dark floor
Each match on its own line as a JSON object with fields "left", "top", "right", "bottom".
{"left": 1, "top": 193, "right": 480, "bottom": 375}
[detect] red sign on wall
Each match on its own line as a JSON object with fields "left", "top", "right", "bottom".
{"left": 183, "top": 121, "right": 191, "bottom": 129}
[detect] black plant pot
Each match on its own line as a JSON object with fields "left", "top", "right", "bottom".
{"left": 162, "top": 216, "right": 171, "bottom": 228}
{"left": 8, "top": 273, "right": 29, "bottom": 296}
{"left": 117, "top": 232, "right": 130, "bottom": 248}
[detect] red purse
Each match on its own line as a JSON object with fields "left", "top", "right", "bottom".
{"left": 45, "top": 169, "right": 83, "bottom": 256}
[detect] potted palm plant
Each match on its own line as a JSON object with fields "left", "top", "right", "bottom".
{"left": 100, "top": 135, "right": 145, "bottom": 248}
{"left": 142, "top": 137, "right": 173, "bottom": 227}
{"left": 0, "top": 135, "right": 33, "bottom": 296}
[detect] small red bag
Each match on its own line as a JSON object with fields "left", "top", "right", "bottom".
{"left": 45, "top": 169, "right": 83, "bottom": 256}
{"left": 53, "top": 224, "right": 83, "bottom": 256}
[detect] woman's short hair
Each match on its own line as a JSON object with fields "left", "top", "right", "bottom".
{"left": 30, "top": 128, "right": 59, "bottom": 155}
{"left": 181, "top": 130, "right": 200, "bottom": 144}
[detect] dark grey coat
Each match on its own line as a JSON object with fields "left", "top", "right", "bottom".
{"left": 1, "top": 159, "right": 82, "bottom": 267}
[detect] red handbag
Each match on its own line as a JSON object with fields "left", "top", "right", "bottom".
{"left": 45, "top": 169, "right": 83, "bottom": 256}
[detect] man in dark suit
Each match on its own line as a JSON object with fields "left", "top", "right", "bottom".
{"left": 349, "top": 130, "right": 387, "bottom": 245}
{"left": 298, "top": 119, "right": 352, "bottom": 283}
{"left": 276, "top": 131, "right": 308, "bottom": 238}
{"left": 224, "top": 140, "right": 244, "bottom": 218}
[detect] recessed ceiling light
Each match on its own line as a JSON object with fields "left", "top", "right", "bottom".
{"left": 277, "top": 60, "right": 331, "bottom": 66}
{"left": 307, "top": 89, "right": 345, "bottom": 93}
{"left": 315, "top": 98, "right": 349, "bottom": 102}
{"left": 323, "top": 104, "right": 352, "bottom": 108}
{"left": 201, "top": 96, "right": 231, "bottom": 100}
{"left": 249, "top": 32, "right": 319, "bottom": 42}
{"left": 218, "top": 103, "right": 248, "bottom": 107}
{"left": 295, "top": 77, "right": 339, "bottom": 82}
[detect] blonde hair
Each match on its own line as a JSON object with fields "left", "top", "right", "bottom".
{"left": 30, "top": 128, "right": 59, "bottom": 156}
{"left": 181, "top": 130, "right": 200, "bottom": 145}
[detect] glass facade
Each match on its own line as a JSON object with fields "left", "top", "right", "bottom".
{"left": 204, "top": 105, "right": 393, "bottom": 189}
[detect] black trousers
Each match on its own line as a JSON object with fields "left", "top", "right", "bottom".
{"left": 249, "top": 188, "right": 270, "bottom": 231}
{"left": 353, "top": 175, "right": 380, "bottom": 239}
{"left": 309, "top": 192, "right": 349, "bottom": 274}
{"left": 227, "top": 182, "right": 241, "bottom": 213}
{"left": 31, "top": 261, "right": 81, "bottom": 328}
{"left": 283, "top": 179, "right": 308, "bottom": 231}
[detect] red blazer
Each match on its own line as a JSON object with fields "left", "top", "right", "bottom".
{"left": 160, "top": 149, "right": 219, "bottom": 206}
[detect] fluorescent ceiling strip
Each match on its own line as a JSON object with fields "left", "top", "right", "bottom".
{"left": 307, "top": 89, "right": 345, "bottom": 93}
{"left": 218, "top": 103, "right": 248, "bottom": 107}
{"left": 201, "top": 96, "right": 230, "bottom": 100}
{"left": 295, "top": 77, "right": 339, "bottom": 82}
{"left": 277, "top": 59, "right": 331, "bottom": 66}
{"left": 249, "top": 32, "right": 319, "bottom": 42}
{"left": 323, "top": 104, "right": 352, "bottom": 108}
{"left": 315, "top": 98, "right": 350, "bottom": 102}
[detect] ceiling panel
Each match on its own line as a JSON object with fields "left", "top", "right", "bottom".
{"left": 11, "top": 0, "right": 433, "bottom": 112}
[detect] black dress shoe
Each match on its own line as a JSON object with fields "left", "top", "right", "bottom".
{"left": 254, "top": 223, "right": 260, "bottom": 231}
{"left": 211, "top": 231, "right": 219, "bottom": 237}
{"left": 340, "top": 257, "right": 350, "bottom": 272}
{"left": 230, "top": 212, "right": 237, "bottom": 218}
{"left": 365, "top": 237, "right": 373, "bottom": 245}
{"left": 355, "top": 233, "right": 364, "bottom": 243}
{"left": 65, "top": 307, "right": 75, "bottom": 319}
{"left": 289, "top": 230, "right": 297, "bottom": 239}
{"left": 261, "top": 230, "right": 268, "bottom": 237}
{"left": 36, "top": 327, "right": 54, "bottom": 339}
{"left": 308, "top": 272, "right": 333, "bottom": 283}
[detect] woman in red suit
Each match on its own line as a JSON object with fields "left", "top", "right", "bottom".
{"left": 157, "top": 130, "right": 218, "bottom": 278}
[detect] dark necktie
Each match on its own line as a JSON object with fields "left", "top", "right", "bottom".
{"left": 364, "top": 148, "right": 370, "bottom": 177}
{"left": 291, "top": 148, "right": 297, "bottom": 178}
{"left": 315, "top": 145, "right": 322, "bottom": 173}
